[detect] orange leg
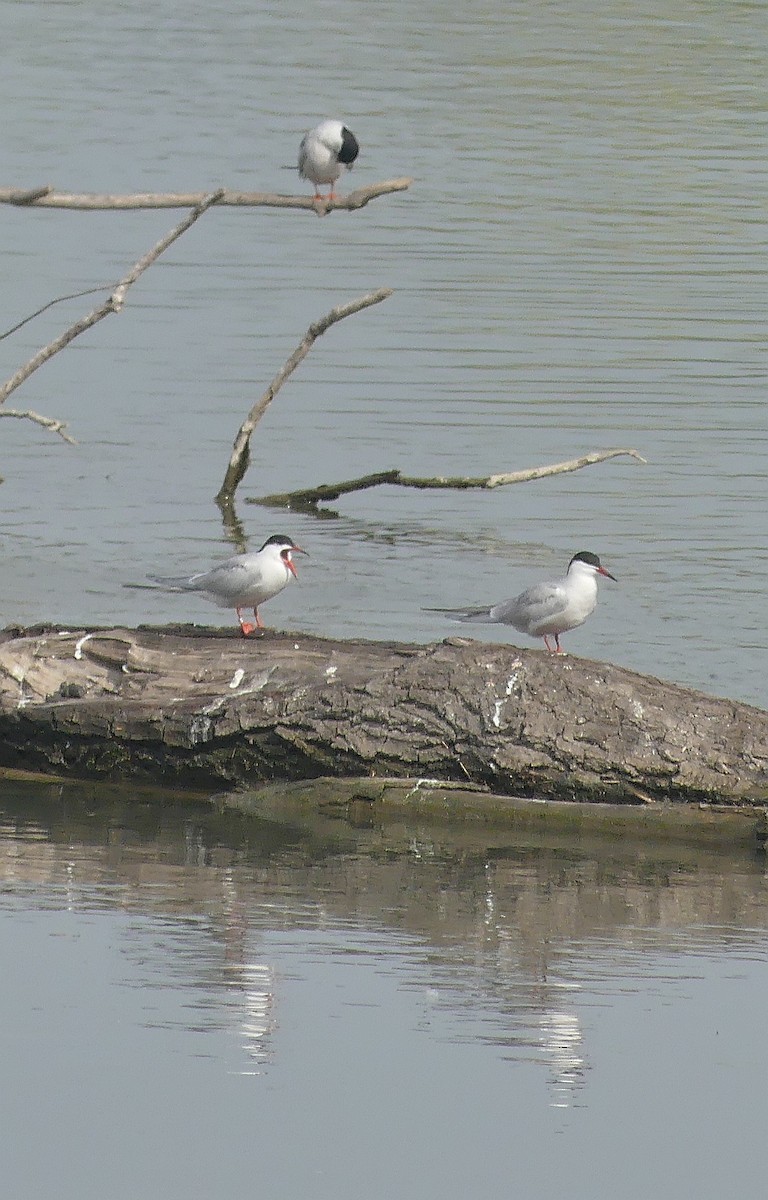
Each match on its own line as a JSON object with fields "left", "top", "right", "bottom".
{"left": 237, "top": 607, "right": 257, "bottom": 637}
{"left": 543, "top": 634, "right": 565, "bottom": 653}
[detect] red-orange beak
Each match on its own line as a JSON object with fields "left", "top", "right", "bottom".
{"left": 598, "top": 565, "right": 617, "bottom": 582}
{"left": 282, "top": 544, "right": 308, "bottom": 578}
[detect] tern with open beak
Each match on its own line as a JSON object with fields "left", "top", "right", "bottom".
{"left": 150, "top": 534, "right": 308, "bottom": 636}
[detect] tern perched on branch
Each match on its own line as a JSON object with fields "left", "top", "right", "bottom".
{"left": 298, "top": 119, "right": 360, "bottom": 200}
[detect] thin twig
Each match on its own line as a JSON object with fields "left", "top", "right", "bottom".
{"left": 0, "top": 409, "right": 76, "bottom": 443}
{"left": 0, "top": 284, "right": 118, "bottom": 341}
{"left": 0, "top": 189, "right": 225, "bottom": 407}
{"left": 250, "top": 450, "right": 648, "bottom": 511}
{"left": 215, "top": 287, "right": 393, "bottom": 506}
{"left": 0, "top": 178, "right": 412, "bottom": 213}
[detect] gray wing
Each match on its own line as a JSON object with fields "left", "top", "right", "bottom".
{"left": 491, "top": 580, "right": 568, "bottom": 632}
{"left": 194, "top": 555, "right": 266, "bottom": 603}
{"left": 150, "top": 553, "right": 263, "bottom": 601}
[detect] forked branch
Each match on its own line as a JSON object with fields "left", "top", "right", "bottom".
{"left": 0, "top": 189, "right": 225, "bottom": 409}
{"left": 216, "top": 287, "right": 393, "bottom": 505}
{"left": 0, "top": 408, "right": 76, "bottom": 443}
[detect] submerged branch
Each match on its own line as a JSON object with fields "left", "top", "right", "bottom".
{"left": 0, "top": 189, "right": 225, "bottom": 408}
{"left": 0, "top": 178, "right": 412, "bottom": 213}
{"left": 215, "top": 287, "right": 394, "bottom": 508}
{"left": 251, "top": 449, "right": 647, "bottom": 511}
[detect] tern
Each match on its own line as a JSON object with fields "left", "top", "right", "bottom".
{"left": 298, "top": 119, "right": 360, "bottom": 200}
{"left": 431, "top": 550, "right": 617, "bottom": 653}
{"left": 149, "top": 534, "right": 308, "bottom": 637}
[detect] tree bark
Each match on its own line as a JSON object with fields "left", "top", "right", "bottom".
{"left": 0, "top": 624, "right": 765, "bottom": 805}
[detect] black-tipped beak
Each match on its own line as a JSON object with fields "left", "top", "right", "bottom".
{"left": 598, "top": 565, "right": 617, "bottom": 582}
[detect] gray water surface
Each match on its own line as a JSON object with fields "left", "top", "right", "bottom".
{"left": 2, "top": 783, "right": 768, "bottom": 1200}
{"left": 1, "top": 0, "right": 766, "bottom": 707}
{"left": 3, "top": 11, "right": 767, "bottom": 1196}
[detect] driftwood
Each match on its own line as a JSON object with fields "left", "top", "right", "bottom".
{"left": 217, "top": 288, "right": 393, "bottom": 505}
{"left": 0, "top": 190, "right": 225, "bottom": 439}
{"left": 0, "top": 408, "right": 75, "bottom": 443}
{"left": 0, "top": 179, "right": 409, "bottom": 442}
{"left": 0, "top": 178, "right": 412, "bottom": 213}
{"left": 0, "top": 624, "right": 765, "bottom": 806}
{"left": 210, "top": 276, "right": 643, "bottom": 512}
{"left": 252, "top": 450, "right": 647, "bottom": 511}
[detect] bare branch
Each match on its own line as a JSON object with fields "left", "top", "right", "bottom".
{"left": 4, "top": 185, "right": 53, "bottom": 205}
{"left": 250, "top": 450, "right": 648, "bottom": 511}
{"left": 0, "top": 408, "right": 76, "bottom": 443}
{"left": 216, "top": 287, "right": 393, "bottom": 506}
{"left": 482, "top": 449, "right": 648, "bottom": 485}
{"left": 109, "top": 187, "right": 225, "bottom": 304}
{"left": 0, "top": 189, "right": 225, "bottom": 407}
{"left": 0, "top": 178, "right": 412, "bottom": 213}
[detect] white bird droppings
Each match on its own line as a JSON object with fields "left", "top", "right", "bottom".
{"left": 74, "top": 633, "right": 93, "bottom": 660}
{"left": 189, "top": 715, "right": 213, "bottom": 744}
{"left": 492, "top": 673, "right": 520, "bottom": 728}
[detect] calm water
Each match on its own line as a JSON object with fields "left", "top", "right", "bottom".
{"left": 2, "top": 8, "right": 767, "bottom": 1184}
{"left": 0, "top": 0, "right": 765, "bottom": 708}
{"left": 1, "top": 782, "right": 768, "bottom": 1200}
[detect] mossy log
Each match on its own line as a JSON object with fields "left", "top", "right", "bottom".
{"left": 0, "top": 624, "right": 766, "bottom": 805}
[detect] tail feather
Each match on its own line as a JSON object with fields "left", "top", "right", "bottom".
{"left": 425, "top": 606, "right": 494, "bottom": 624}
{"left": 148, "top": 574, "right": 199, "bottom": 592}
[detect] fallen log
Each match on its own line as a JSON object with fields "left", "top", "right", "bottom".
{"left": 0, "top": 624, "right": 766, "bottom": 805}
